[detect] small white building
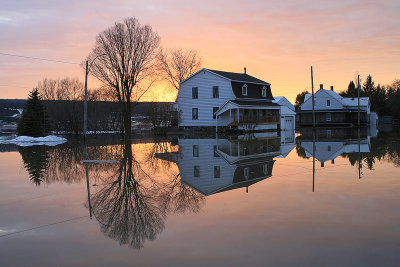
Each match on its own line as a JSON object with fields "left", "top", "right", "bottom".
{"left": 176, "top": 68, "right": 281, "bottom": 131}
{"left": 272, "top": 96, "right": 296, "bottom": 131}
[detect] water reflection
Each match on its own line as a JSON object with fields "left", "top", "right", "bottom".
{"left": 160, "top": 131, "right": 296, "bottom": 196}
{"left": 10, "top": 127, "right": 400, "bottom": 252}
{"left": 90, "top": 137, "right": 165, "bottom": 249}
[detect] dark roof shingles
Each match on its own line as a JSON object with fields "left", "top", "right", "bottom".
{"left": 207, "top": 69, "right": 269, "bottom": 84}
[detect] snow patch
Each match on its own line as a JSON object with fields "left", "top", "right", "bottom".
{"left": 0, "top": 135, "right": 67, "bottom": 146}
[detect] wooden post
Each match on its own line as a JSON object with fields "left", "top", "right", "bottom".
{"left": 311, "top": 66, "right": 315, "bottom": 127}
{"left": 357, "top": 74, "right": 360, "bottom": 126}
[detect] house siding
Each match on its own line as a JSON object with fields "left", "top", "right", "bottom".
{"left": 177, "top": 70, "right": 235, "bottom": 127}
{"left": 178, "top": 138, "right": 236, "bottom": 195}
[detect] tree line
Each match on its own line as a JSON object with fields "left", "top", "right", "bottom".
{"left": 295, "top": 75, "right": 400, "bottom": 119}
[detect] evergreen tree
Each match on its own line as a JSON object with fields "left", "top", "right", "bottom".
{"left": 18, "top": 146, "right": 49, "bottom": 186}
{"left": 362, "top": 75, "right": 375, "bottom": 96}
{"left": 18, "top": 89, "right": 50, "bottom": 137}
{"left": 339, "top": 81, "right": 357, "bottom": 97}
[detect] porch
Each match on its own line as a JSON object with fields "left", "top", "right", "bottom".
{"left": 215, "top": 100, "right": 280, "bottom": 131}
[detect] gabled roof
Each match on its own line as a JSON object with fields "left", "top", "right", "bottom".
{"left": 302, "top": 89, "right": 369, "bottom": 108}
{"left": 207, "top": 69, "right": 270, "bottom": 85}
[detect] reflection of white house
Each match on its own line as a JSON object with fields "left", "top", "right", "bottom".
{"left": 298, "top": 85, "right": 371, "bottom": 126}
{"left": 300, "top": 138, "right": 370, "bottom": 166}
{"left": 156, "top": 130, "right": 295, "bottom": 196}
{"left": 176, "top": 68, "right": 283, "bottom": 131}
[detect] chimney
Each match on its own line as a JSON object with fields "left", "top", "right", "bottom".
{"left": 331, "top": 86, "right": 334, "bottom": 91}
{"left": 321, "top": 162, "right": 325, "bottom": 167}
{"left": 331, "top": 159, "right": 335, "bottom": 164}
{"left": 320, "top": 84, "right": 323, "bottom": 90}
{"left": 244, "top": 67, "right": 247, "bottom": 74}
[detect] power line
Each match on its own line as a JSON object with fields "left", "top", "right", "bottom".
{"left": 0, "top": 215, "right": 88, "bottom": 239}
{"left": 0, "top": 52, "right": 80, "bottom": 65}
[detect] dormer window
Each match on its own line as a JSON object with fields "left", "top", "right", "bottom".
{"left": 242, "top": 84, "right": 248, "bottom": 96}
{"left": 262, "top": 86, "right": 267, "bottom": 97}
{"left": 327, "top": 100, "right": 330, "bottom": 106}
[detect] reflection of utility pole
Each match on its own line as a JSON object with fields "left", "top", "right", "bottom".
{"left": 312, "top": 127, "right": 316, "bottom": 192}
{"left": 81, "top": 144, "right": 117, "bottom": 219}
{"left": 84, "top": 145, "right": 92, "bottom": 219}
{"left": 358, "top": 127, "right": 362, "bottom": 179}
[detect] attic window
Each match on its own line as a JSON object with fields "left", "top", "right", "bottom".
{"left": 327, "top": 100, "right": 331, "bottom": 106}
{"left": 242, "top": 84, "right": 248, "bottom": 96}
{"left": 262, "top": 86, "right": 267, "bottom": 97}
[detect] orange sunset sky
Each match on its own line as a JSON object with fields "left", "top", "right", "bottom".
{"left": 0, "top": 0, "right": 399, "bottom": 103}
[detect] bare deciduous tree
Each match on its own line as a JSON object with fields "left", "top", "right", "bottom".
{"left": 86, "top": 17, "right": 160, "bottom": 134}
{"left": 157, "top": 48, "right": 202, "bottom": 97}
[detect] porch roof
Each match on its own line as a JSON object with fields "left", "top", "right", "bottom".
{"left": 215, "top": 100, "right": 280, "bottom": 116}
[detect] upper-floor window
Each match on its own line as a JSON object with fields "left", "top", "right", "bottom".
{"left": 262, "top": 86, "right": 267, "bottom": 97}
{"left": 213, "top": 86, "right": 219, "bottom": 98}
{"left": 192, "top": 108, "right": 198, "bottom": 120}
{"left": 327, "top": 99, "right": 331, "bottom": 106}
{"left": 193, "top": 145, "right": 199, "bottom": 157}
{"left": 192, "top": 87, "right": 198, "bottom": 99}
{"left": 213, "top": 107, "right": 219, "bottom": 119}
{"left": 242, "top": 84, "right": 248, "bottom": 96}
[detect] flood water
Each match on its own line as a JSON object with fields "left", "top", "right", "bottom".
{"left": 1, "top": 128, "right": 400, "bottom": 266}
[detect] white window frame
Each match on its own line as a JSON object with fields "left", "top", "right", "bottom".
{"left": 326, "top": 113, "right": 331, "bottom": 122}
{"left": 243, "top": 167, "right": 249, "bottom": 179}
{"left": 262, "top": 86, "right": 267, "bottom": 97}
{"left": 212, "top": 86, "right": 219, "bottom": 98}
{"left": 242, "top": 84, "right": 248, "bottom": 96}
{"left": 193, "top": 145, "right": 199, "bottom": 157}
{"left": 192, "top": 108, "right": 198, "bottom": 120}
{"left": 327, "top": 99, "right": 331, "bottom": 107}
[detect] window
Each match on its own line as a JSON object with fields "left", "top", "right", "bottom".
{"left": 194, "top": 166, "right": 200, "bottom": 177}
{"left": 214, "top": 166, "right": 220, "bottom": 178}
{"left": 213, "top": 86, "right": 219, "bottom": 98}
{"left": 326, "top": 113, "right": 331, "bottom": 122}
{"left": 192, "top": 87, "right": 198, "bottom": 99}
{"left": 242, "top": 84, "right": 248, "bottom": 96}
{"left": 243, "top": 167, "right": 249, "bottom": 179}
{"left": 327, "top": 129, "right": 332, "bottom": 138}
{"left": 262, "top": 86, "right": 267, "bottom": 97}
{"left": 327, "top": 100, "right": 331, "bottom": 106}
{"left": 193, "top": 145, "right": 199, "bottom": 157}
{"left": 263, "top": 164, "right": 269, "bottom": 175}
{"left": 192, "top": 108, "right": 198, "bottom": 120}
{"left": 213, "top": 145, "right": 220, "bottom": 157}
{"left": 328, "top": 145, "right": 331, "bottom": 151}
{"left": 213, "top": 107, "right": 219, "bottom": 119}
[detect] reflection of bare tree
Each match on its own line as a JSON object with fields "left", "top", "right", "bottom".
{"left": 147, "top": 139, "right": 205, "bottom": 214}
{"left": 159, "top": 173, "right": 205, "bottom": 214}
{"left": 90, "top": 138, "right": 165, "bottom": 249}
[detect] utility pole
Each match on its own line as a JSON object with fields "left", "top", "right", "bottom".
{"left": 84, "top": 60, "right": 88, "bottom": 141}
{"left": 357, "top": 74, "right": 360, "bottom": 126}
{"left": 311, "top": 66, "right": 315, "bottom": 127}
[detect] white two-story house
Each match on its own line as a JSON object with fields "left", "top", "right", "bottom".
{"left": 176, "top": 68, "right": 283, "bottom": 131}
